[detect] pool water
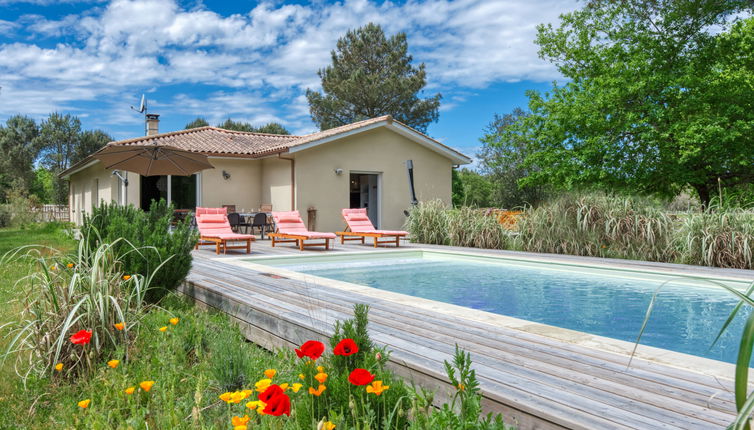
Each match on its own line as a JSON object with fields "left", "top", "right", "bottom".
{"left": 270, "top": 254, "right": 752, "bottom": 364}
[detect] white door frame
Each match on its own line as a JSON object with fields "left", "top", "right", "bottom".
{"left": 349, "top": 170, "right": 382, "bottom": 228}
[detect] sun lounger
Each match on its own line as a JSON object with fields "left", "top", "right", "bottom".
{"left": 268, "top": 210, "right": 336, "bottom": 251}
{"left": 194, "top": 207, "right": 255, "bottom": 254}
{"left": 336, "top": 208, "right": 408, "bottom": 247}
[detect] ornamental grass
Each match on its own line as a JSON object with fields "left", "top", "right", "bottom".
{"left": 0, "top": 236, "right": 158, "bottom": 380}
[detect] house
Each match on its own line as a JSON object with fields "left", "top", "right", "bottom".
{"left": 61, "top": 115, "right": 471, "bottom": 232}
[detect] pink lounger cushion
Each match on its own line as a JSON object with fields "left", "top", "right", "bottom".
{"left": 342, "top": 208, "right": 408, "bottom": 235}
{"left": 271, "top": 210, "right": 337, "bottom": 239}
{"left": 195, "top": 209, "right": 254, "bottom": 240}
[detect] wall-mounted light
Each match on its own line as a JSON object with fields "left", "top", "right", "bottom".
{"left": 334, "top": 168, "right": 343, "bottom": 176}
{"left": 222, "top": 170, "right": 231, "bottom": 180}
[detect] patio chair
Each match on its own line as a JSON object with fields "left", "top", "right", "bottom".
{"left": 194, "top": 208, "right": 255, "bottom": 254}
{"left": 249, "top": 212, "right": 269, "bottom": 239}
{"left": 227, "top": 212, "right": 242, "bottom": 232}
{"left": 336, "top": 208, "right": 408, "bottom": 247}
{"left": 268, "top": 210, "right": 336, "bottom": 251}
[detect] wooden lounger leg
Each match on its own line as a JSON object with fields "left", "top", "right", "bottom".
{"left": 299, "top": 239, "right": 304, "bottom": 251}
{"left": 223, "top": 240, "right": 227, "bottom": 255}
{"left": 246, "top": 239, "right": 251, "bottom": 254}
{"left": 271, "top": 236, "right": 276, "bottom": 247}
{"left": 361, "top": 236, "right": 365, "bottom": 244}
{"left": 374, "top": 237, "right": 379, "bottom": 248}
{"left": 215, "top": 241, "right": 221, "bottom": 255}
{"left": 325, "top": 238, "right": 330, "bottom": 250}
{"left": 395, "top": 236, "right": 400, "bottom": 247}
{"left": 340, "top": 235, "right": 345, "bottom": 244}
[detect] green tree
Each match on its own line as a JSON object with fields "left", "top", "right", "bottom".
{"left": 522, "top": 1, "right": 753, "bottom": 206}
{"left": 35, "top": 113, "right": 82, "bottom": 203}
{"left": 454, "top": 169, "right": 495, "bottom": 208}
{"left": 0, "top": 115, "right": 39, "bottom": 201}
{"left": 73, "top": 130, "right": 111, "bottom": 165}
{"left": 478, "top": 108, "right": 548, "bottom": 208}
{"left": 306, "top": 22, "right": 441, "bottom": 132}
{"left": 185, "top": 117, "right": 209, "bottom": 129}
{"left": 216, "top": 119, "right": 290, "bottom": 134}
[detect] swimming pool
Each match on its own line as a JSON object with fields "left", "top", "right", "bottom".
{"left": 249, "top": 251, "right": 754, "bottom": 364}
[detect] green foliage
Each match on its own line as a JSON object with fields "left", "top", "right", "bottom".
{"left": 73, "top": 129, "right": 111, "bottom": 165}
{"left": 83, "top": 200, "right": 197, "bottom": 302}
{"left": 522, "top": 2, "right": 754, "bottom": 206}
{"left": 28, "top": 167, "right": 55, "bottom": 203}
{"left": 216, "top": 119, "right": 290, "bottom": 135}
{"left": 306, "top": 22, "right": 441, "bottom": 132}
{"left": 5, "top": 188, "right": 42, "bottom": 227}
{"left": 453, "top": 169, "right": 496, "bottom": 208}
{"left": 185, "top": 117, "right": 210, "bottom": 129}
{"left": 329, "top": 304, "right": 375, "bottom": 373}
{"left": 0, "top": 115, "right": 39, "bottom": 202}
{"left": 478, "top": 108, "right": 548, "bottom": 208}
{"left": 409, "top": 345, "right": 513, "bottom": 430}
{"left": 207, "top": 320, "right": 267, "bottom": 392}
{"left": 0, "top": 236, "right": 153, "bottom": 381}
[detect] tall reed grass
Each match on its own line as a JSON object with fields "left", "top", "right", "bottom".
{"left": 517, "top": 193, "right": 677, "bottom": 262}
{"left": 0, "top": 237, "right": 163, "bottom": 380}
{"left": 407, "top": 193, "right": 754, "bottom": 270}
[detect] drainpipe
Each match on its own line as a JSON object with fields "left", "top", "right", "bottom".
{"left": 277, "top": 153, "right": 295, "bottom": 210}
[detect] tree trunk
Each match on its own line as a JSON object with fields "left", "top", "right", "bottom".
{"left": 692, "top": 183, "right": 711, "bottom": 210}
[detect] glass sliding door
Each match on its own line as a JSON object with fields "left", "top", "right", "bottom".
{"left": 140, "top": 174, "right": 198, "bottom": 210}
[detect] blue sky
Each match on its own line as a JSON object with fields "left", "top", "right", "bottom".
{"left": 0, "top": 0, "right": 577, "bottom": 161}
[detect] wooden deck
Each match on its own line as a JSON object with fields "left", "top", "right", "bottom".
{"left": 181, "top": 240, "right": 744, "bottom": 429}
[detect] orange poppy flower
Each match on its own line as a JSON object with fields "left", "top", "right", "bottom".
{"left": 232, "top": 415, "right": 250, "bottom": 426}
{"left": 308, "top": 384, "right": 326, "bottom": 396}
{"left": 107, "top": 359, "right": 120, "bottom": 369}
{"left": 159, "top": 326, "right": 167, "bottom": 332}
{"left": 315, "top": 372, "right": 328, "bottom": 384}
{"left": 366, "top": 380, "right": 389, "bottom": 396}
{"left": 113, "top": 322, "right": 125, "bottom": 331}
{"left": 169, "top": 317, "right": 179, "bottom": 325}
{"left": 77, "top": 399, "right": 90, "bottom": 408}
{"left": 122, "top": 275, "right": 131, "bottom": 281}
{"left": 124, "top": 387, "right": 135, "bottom": 395}
{"left": 264, "top": 368, "right": 276, "bottom": 379}
{"left": 139, "top": 380, "right": 155, "bottom": 392}
{"left": 54, "top": 363, "right": 63, "bottom": 372}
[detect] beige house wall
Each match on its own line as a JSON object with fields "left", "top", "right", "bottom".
{"left": 200, "top": 158, "right": 262, "bottom": 210}
{"left": 67, "top": 163, "right": 123, "bottom": 224}
{"left": 261, "top": 157, "right": 293, "bottom": 212}
{"left": 293, "top": 128, "right": 453, "bottom": 233}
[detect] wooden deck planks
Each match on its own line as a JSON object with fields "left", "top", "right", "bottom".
{"left": 182, "top": 251, "right": 740, "bottom": 430}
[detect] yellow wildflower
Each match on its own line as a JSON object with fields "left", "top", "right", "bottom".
{"left": 107, "top": 359, "right": 120, "bottom": 369}
{"left": 139, "top": 380, "right": 155, "bottom": 392}
{"left": 124, "top": 387, "right": 135, "bottom": 395}
{"left": 54, "top": 363, "right": 63, "bottom": 372}
{"left": 159, "top": 326, "right": 168, "bottom": 332}
{"left": 233, "top": 426, "right": 247, "bottom": 430}
{"left": 291, "top": 383, "right": 303, "bottom": 393}
{"left": 245, "top": 400, "right": 266, "bottom": 414}
{"left": 169, "top": 317, "right": 179, "bottom": 325}
{"left": 219, "top": 392, "right": 233, "bottom": 403}
{"left": 315, "top": 372, "right": 328, "bottom": 384}
{"left": 50, "top": 265, "right": 57, "bottom": 271}
{"left": 241, "top": 389, "right": 254, "bottom": 398}
{"left": 279, "top": 383, "right": 289, "bottom": 391}
{"left": 457, "top": 383, "right": 465, "bottom": 391}
{"left": 323, "top": 421, "right": 336, "bottom": 430}
{"left": 230, "top": 391, "right": 247, "bottom": 403}
{"left": 316, "top": 365, "right": 325, "bottom": 373}
{"left": 122, "top": 275, "right": 131, "bottom": 281}
{"left": 298, "top": 373, "right": 305, "bottom": 380}
{"left": 254, "top": 378, "right": 272, "bottom": 392}
{"left": 366, "top": 380, "right": 389, "bottom": 396}
{"left": 77, "top": 399, "right": 90, "bottom": 409}
{"left": 264, "top": 368, "right": 276, "bottom": 379}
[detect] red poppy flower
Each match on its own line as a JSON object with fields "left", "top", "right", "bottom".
{"left": 348, "top": 368, "right": 375, "bottom": 386}
{"left": 258, "top": 384, "right": 284, "bottom": 403}
{"left": 70, "top": 329, "right": 92, "bottom": 345}
{"left": 262, "top": 391, "right": 291, "bottom": 416}
{"left": 295, "top": 340, "right": 325, "bottom": 360}
{"left": 333, "top": 338, "right": 359, "bottom": 356}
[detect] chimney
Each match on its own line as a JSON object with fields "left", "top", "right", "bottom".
{"left": 145, "top": 113, "right": 160, "bottom": 136}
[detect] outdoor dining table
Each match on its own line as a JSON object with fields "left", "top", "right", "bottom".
{"left": 238, "top": 212, "right": 273, "bottom": 239}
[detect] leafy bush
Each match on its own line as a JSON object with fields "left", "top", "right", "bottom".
{"left": 83, "top": 200, "right": 197, "bottom": 302}
{"left": 0, "top": 204, "right": 10, "bottom": 227}
{"left": 0, "top": 238, "right": 154, "bottom": 380}
{"left": 5, "top": 188, "right": 41, "bottom": 227}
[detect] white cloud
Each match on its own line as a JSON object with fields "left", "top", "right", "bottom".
{"left": 0, "top": 0, "right": 578, "bottom": 130}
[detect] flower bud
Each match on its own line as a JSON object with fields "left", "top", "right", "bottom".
{"left": 375, "top": 352, "right": 382, "bottom": 361}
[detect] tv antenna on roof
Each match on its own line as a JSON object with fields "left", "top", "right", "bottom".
{"left": 131, "top": 94, "right": 147, "bottom": 114}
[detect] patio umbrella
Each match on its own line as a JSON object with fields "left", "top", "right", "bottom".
{"left": 94, "top": 144, "right": 214, "bottom": 176}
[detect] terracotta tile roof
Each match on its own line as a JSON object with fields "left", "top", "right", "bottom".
{"left": 111, "top": 126, "right": 301, "bottom": 157}
{"left": 61, "top": 115, "right": 470, "bottom": 178}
